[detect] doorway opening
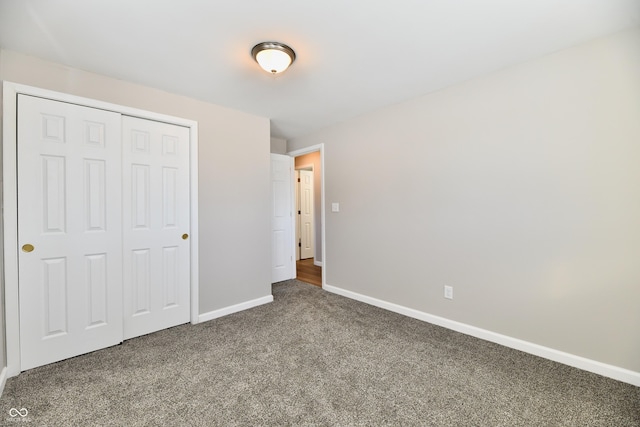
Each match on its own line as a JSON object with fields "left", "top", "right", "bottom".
{"left": 288, "top": 145, "right": 325, "bottom": 288}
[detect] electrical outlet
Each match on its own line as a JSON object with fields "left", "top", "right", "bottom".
{"left": 444, "top": 285, "right": 453, "bottom": 300}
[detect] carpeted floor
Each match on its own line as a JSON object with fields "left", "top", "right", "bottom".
{"left": 1, "top": 280, "right": 638, "bottom": 426}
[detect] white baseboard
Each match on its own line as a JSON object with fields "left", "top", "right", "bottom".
{"left": 324, "top": 284, "right": 640, "bottom": 387}
{"left": 0, "top": 366, "right": 7, "bottom": 398}
{"left": 197, "top": 295, "right": 273, "bottom": 323}
{"left": 314, "top": 260, "right": 323, "bottom": 267}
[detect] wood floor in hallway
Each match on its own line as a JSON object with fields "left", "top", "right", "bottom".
{"left": 296, "top": 258, "right": 322, "bottom": 287}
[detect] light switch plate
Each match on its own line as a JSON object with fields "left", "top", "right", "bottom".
{"left": 444, "top": 285, "right": 453, "bottom": 300}
{"left": 332, "top": 202, "right": 340, "bottom": 212}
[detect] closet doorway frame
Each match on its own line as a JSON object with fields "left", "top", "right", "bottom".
{"left": 2, "top": 82, "right": 200, "bottom": 377}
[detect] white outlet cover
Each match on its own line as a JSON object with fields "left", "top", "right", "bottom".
{"left": 332, "top": 202, "right": 340, "bottom": 212}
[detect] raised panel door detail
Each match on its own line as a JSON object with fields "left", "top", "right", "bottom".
{"left": 303, "top": 223, "right": 312, "bottom": 251}
{"left": 162, "top": 135, "right": 178, "bottom": 156}
{"left": 163, "top": 167, "right": 178, "bottom": 228}
{"left": 303, "top": 188, "right": 311, "bottom": 214}
{"left": 273, "top": 230, "right": 285, "bottom": 269}
{"left": 41, "top": 114, "right": 65, "bottom": 143}
{"left": 85, "top": 159, "right": 106, "bottom": 232}
{"left": 162, "top": 247, "right": 179, "bottom": 308}
{"left": 85, "top": 254, "right": 108, "bottom": 328}
{"left": 132, "top": 164, "right": 150, "bottom": 229}
{"left": 42, "top": 155, "right": 66, "bottom": 234}
{"left": 131, "top": 130, "right": 150, "bottom": 154}
{"left": 43, "top": 257, "right": 68, "bottom": 338}
{"left": 132, "top": 249, "right": 151, "bottom": 316}
{"left": 273, "top": 181, "right": 288, "bottom": 218}
{"left": 84, "top": 121, "right": 105, "bottom": 148}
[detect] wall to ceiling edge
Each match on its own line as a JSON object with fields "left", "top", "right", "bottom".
{"left": 288, "top": 28, "right": 640, "bottom": 375}
{"left": 0, "top": 49, "right": 272, "bottom": 335}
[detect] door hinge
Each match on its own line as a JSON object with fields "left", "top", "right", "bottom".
{"left": 298, "top": 210, "right": 301, "bottom": 215}
{"left": 298, "top": 178, "right": 301, "bottom": 182}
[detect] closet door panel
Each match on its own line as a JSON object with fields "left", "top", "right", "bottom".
{"left": 18, "top": 95, "right": 123, "bottom": 371}
{"left": 122, "top": 116, "right": 191, "bottom": 339}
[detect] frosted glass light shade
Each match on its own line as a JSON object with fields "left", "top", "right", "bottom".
{"left": 251, "top": 42, "right": 296, "bottom": 74}
{"left": 255, "top": 49, "right": 292, "bottom": 74}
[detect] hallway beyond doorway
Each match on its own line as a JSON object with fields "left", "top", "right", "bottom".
{"left": 296, "top": 258, "right": 322, "bottom": 287}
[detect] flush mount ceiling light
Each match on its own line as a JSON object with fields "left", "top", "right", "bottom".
{"left": 251, "top": 42, "right": 296, "bottom": 74}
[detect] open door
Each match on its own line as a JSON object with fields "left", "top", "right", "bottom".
{"left": 271, "top": 154, "right": 295, "bottom": 283}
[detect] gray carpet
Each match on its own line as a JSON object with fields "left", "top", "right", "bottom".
{"left": 1, "top": 280, "right": 638, "bottom": 426}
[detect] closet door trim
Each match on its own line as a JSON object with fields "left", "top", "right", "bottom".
{"left": 2, "top": 81, "right": 200, "bottom": 377}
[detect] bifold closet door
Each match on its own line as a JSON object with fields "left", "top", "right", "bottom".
{"left": 122, "top": 116, "right": 191, "bottom": 340}
{"left": 17, "top": 95, "right": 124, "bottom": 371}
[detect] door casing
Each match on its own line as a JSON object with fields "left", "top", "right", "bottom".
{"left": 2, "top": 81, "right": 200, "bottom": 377}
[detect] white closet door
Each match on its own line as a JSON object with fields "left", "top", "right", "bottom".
{"left": 122, "top": 116, "right": 191, "bottom": 339}
{"left": 17, "top": 95, "right": 123, "bottom": 370}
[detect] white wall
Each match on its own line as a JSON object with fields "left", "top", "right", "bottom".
{"left": 0, "top": 49, "right": 272, "bottom": 317}
{"left": 270, "top": 137, "right": 287, "bottom": 154}
{"left": 289, "top": 28, "right": 640, "bottom": 373}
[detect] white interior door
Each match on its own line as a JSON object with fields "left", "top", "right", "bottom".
{"left": 271, "top": 154, "right": 295, "bottom": 283}
{"left": 299, "top": 169, "right": 314, "bottom": 260}
{"left": 17, "top": 95, "right": 123, "bottom": 370}
{"left": 122, "top": 116, "right": 191, "bottom": 340}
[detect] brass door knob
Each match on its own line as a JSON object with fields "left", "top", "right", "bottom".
{"left": 22, "top": 244, "right": 35, "bottom": 253}
{"left": 182, "top": 234, "right": 189, "bottom": 240}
